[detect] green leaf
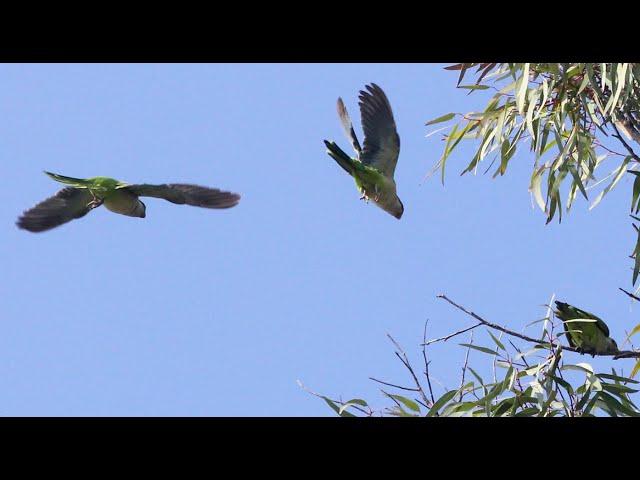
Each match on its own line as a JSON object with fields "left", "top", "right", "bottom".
{"left": 439, "top": 123, "right": 459, "bottom": 185}
{"left": 515, "top": 63, "right": 530, "bottom": 114}
{"left": 605, "top": 63, "right": 628, "bottom": 115}
{"left": 632, "top": 223, "right": 640, "bottom": 285}
{"left": 597, "top": 373, "right": 639, "bottom": 384}
{"left": 525, "top": 88, "right": 540, "bottom": 139}
{"left": 321, "top": 396, "right": 355, "bottom": 416}
{"left": 627, "top": 323, "right": 640, "bottom": 341}
{"left": 488, "top": 331, "right": 506, "bottom": 351}
{"left": 562, "top": 363, "right": 595, "bottom": 374}
{"left": 597, "top": 391, "right": 640, "bottom": 416}
{"left": 549, "top": 375, "right": 574, "bottom": 395}
{"left": 426, "top": 390, "right": 459, "bottom": 417}
{"left": 631, "top": 360, "right": 640, "bottom": 379}
{"left": 530, "top": 166, "right": 547, "bottom": 212}
{"left": 567, "top": 164, "right": 588, "bottom": 201}
{"left": 458, "top": 84, "right": 490, "bottom": 91}
{"left": 514, "top": 407, "right": 542, "bottom": 417}
{"left": 631, "top": 170, "right": 640, "bottom": 213}
{"left": 459, "top": 344, "right": 500, "bottom": 356}
{"left": 388, "top": 395, "right": 420, "bottom": 413}
{"left": 602, "top": 383, "right": 639, "bottom": 395}
{"left": 590, "top": 156, "right": 632, "bottom": 210}
{"left": 425, "top": 112, "right": 456, "bottom": 126}
{"left": 576, "top": 71, "right": 590, "bottom": 95}
{"left": 338, "top": 398, "right": 368, "bottom": 415}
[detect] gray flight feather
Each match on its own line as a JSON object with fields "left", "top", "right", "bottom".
{"left": 16, "top": 187, "right": 95, "bottom": 233}
{"left": 337, "top": 97, "right": 362, "bottom": 154}
{"left": 124, "top": 184, "right": 241, "bottom": 209}
{"left": 358, "top": 83, "right": 400, "bottom": 178}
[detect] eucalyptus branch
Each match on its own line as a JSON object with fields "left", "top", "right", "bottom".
{"left": 421, "top": 322, "right": 483, "bottom": 346}
{"left": 369, "top": 377, "right": 419, "bottom": 392}
{"left": 611, "top": 121, "right": 640, "bottom": 163}
{"left": 593, "top": 138, "right": 627, "bottom": 158}
{"left": 620, "top": 287, "right": 640, "bottom": 302}
{"left": 386, "top": 334, "right": 431, "bottom": 408}
{"left": 422, "top": 321, "right": 436, "bottom": 406}
{"left": 458, "top": 331, "right": 473, "bottom": 402}
{"left": 297, "top": 380, "right": 372, "bottom": 416}
{"left": 437, "top": 294, "right": 640, "bottom": 359}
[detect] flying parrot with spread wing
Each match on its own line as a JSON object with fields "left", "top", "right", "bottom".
{"left": 17, "top": 171, "right": 240, "bottom": 233}
{"left": 554, "top": 301, "right": 619, "bottom": 355}
{"left": 323, "top": 83, "right": 403, "bottom": 219}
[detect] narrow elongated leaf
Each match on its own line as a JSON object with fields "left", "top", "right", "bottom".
{"left": 439, "top": 123, "right": 459, "bottom": 185}
{"left": 426, "top": 390, "right": 459, "bottom": 417}
{"left": 597, "top": 373, "right": 640, "bottom": 384}
{"left": 459, "top": 344, "right": 500, "bottom": 356}
{"left": 590, "top": 156, "right": 632, "bottom": 210}
{"left": 516, "top": 63, "right": 530, "bottom": 114}
{"left": 488, "top": 331, "right": 506, "bottom": 351}
{"left": 338, "top": 398, "right": 368, "bottom": 415}
{"left": 426, "top": 112, "right": 456, "bottom": 126}
{"left": 458, "top": 84, "right": 490, "bottom": 91}
{"left": 626, "top": 324, "right": 640, "bottom": 343}
{"left": 388, "top": 395, "right": 421, "bottom": 413}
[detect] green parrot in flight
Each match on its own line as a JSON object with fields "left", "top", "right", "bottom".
{"left": 17, "top": 171, "right": 241, "bottom": 233}
{"left": 323, "top": 83, "right": 403, "bottom": 219}
{"left": 554, "top": 301, "right": 619, "bottom": 355}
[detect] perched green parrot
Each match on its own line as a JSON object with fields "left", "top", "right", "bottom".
{"left": 554, "top": 301, "right": 619, "bottom": 355}
{"left": 323, "top": 83, "right": 403, "bottom": 219}
{"left": 17, "top": 171, "right": 240, "bottom": 233}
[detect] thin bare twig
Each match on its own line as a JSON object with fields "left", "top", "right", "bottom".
{"left": 620, "top": 287, "right": 640, "bottom": 302}
{"left": 458, "top": 331, "right": 473, "bottom": 402}
{"left": 611, "top": 122, "right": 640, "bottom": 162}
{"left": 422, "top": 322, "right": 483, "bottom": 346}
{"left": 422, "top": 321, "right": 436, "bottom": 406}
{"left": 296, "top": 380, "right": 372, "bottom": 416}
{"left": 369, "top": 377, "right": 420, "bottom": 392}
{"left": 437, "top": 294, "right": 640, "bottom": 359}
{"left": 386, "top": 334, "right": 431, "bottom": 408}
{"left": 593, "top": 139, "right": 627, "bottom": 158}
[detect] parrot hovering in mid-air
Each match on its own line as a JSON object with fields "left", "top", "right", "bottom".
{"left": 17, "top": 171, "right": 241, "bottom": 233}
{"left": 554, "top": 301, "right": 619, "bottom": 355}
{"left": 323, "top": 83, "right": 403, "bottom": 219}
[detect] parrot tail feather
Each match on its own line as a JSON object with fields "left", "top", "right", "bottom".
{"left": 324, "top": 140, "right": 355, "bottom": 176}
{"left": 44, "top": 171, "right": 92, "bottom": 187}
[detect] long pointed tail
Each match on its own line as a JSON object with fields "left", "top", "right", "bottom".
{"left": 44, "top": 171, "right": 92, "bottom": 187}
{"left": 324, "top": 140, "right": 355, "bottom": 176}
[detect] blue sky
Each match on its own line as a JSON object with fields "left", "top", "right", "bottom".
{"left": 1, "top": 63, "right": 637, "bottom": 416}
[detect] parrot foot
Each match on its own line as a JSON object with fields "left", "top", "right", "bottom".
{"left": 87, "top": 191, "right": 103, "bottom": 209}
{"left": 87, "top": 199, "right": 103, "bottom": 209}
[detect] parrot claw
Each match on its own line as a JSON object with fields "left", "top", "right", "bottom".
{"left": 87, "top": 199, "right": 103, "bottom": 209}
{"left": 87, "top": 191, "right": 103, "bottom": 209}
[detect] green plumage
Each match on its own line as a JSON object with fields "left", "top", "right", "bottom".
{"left": 324, "top": 83, "right": 403, "bottom": 219}
{"left": 554, "top": 301, "right": 618, "bottom": 355}
{"left": 17, "top": 171, "right": 240, "bottom": 233}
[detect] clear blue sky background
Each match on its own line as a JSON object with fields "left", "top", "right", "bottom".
{"left": 1, "top": 64, "right": 637, "bottom": 416}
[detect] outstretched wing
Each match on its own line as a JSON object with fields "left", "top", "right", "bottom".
{"left": 16, "top": 187, "right": 95, "bottom": 232}
{"left": 124, "top": 184, "right": 240, "bottom": 209}
{"left": 358, "top": 83, "right": 400, "bottom": 178}
{"left": 337, "top": 97, "right": 362, "bottom": 155}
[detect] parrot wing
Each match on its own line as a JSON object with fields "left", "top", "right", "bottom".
{"left": 17, "top": 187, "right": 95, "bottom": 232}
{"left": 358, "top": 83, "right": 400, "bottom": 179}
{"left": 123, "top": 184, "right": 240, "bottom": 209}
